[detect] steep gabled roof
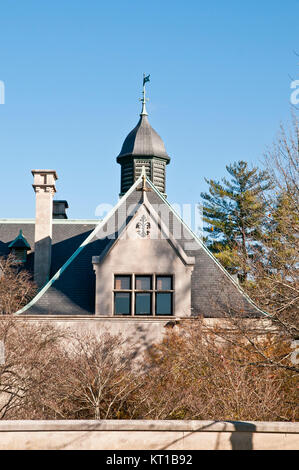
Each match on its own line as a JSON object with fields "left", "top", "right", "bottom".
{"left": 15, "top": 171, "right": 268, "bottom": 317}
{"left": 92, "top": 192, "right": 195, "bottom": 268}
{"left": 144, "top": 177, "right": 268, "bottom": 317}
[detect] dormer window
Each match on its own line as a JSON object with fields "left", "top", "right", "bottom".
{"left": 8, "top": 230, "right": 31, "bottom": 263}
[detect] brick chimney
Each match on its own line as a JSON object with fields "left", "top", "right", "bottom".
{"left": 32, "top": 170, "right": 57, "bottom": 288}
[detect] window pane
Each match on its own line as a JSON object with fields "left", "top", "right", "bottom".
{"left": 135, "top": 293, "right": 152, "bottom": 315}
{"left": 135, "top": 276, "right": 152, "bottom": 290}
{"left": 114, "top": 293, "right": 131, "bottom": 315}
{"left": 156, "top": 293, "right": 172, "bottom": 315}
{"left": 115, "top": 275, "right": 131, "bottom": 290}
{"left": 156, "top": 276, "right": 172, "bottom": 291}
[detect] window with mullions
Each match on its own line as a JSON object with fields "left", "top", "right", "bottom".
{"left": 135, "top": 276, "right": 152, "bottom": 315}
{"left": 114, "top": 276, "right": 131, "bottom": 315}
{"left": 113, "top": 275, "right": 173, "bottom": 316}
{"left": 156, "top": 276, "right": 173, "bottom": 316}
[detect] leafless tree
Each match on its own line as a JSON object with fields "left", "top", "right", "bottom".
{"left": 139, "top": 319, "right": 298, "bottom": 422}
{"left": 248, "top": 115, "right": 299, "bottom": 338}
{"left": 35, "top": 330, "right": 141, "bottom": 420}
{"left": 0, "top": 255, "right": 36, "bottom": 315}
{"left": 0, "top": 318, "right": 67, "bottom": 419}
{"left": 264, "top": 114, "right": 298, "bottom": 201}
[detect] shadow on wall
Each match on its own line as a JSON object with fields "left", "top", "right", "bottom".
{"left": 159, "top": 421, "right": 256, "bottom": 450}
{"left": 29, "top": 420, "right": 257, "bottom": 450}
{"left": 229, "top": 421, "right": 256, "bottom": 450}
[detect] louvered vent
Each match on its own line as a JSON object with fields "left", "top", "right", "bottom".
{"left": 121, "top": 161, "right": 134, "bottom": 193}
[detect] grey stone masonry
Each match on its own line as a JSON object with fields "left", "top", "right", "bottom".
{"left": 32, "top": 170, "right": 57, "bottom": 288}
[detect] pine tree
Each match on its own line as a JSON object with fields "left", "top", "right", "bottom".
{"left": 201, "top": 160, "right": 272, "bottom": 282}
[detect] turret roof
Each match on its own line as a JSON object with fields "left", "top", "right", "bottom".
{"left": 117, "top": 113, "right": 170, "bottom": 162}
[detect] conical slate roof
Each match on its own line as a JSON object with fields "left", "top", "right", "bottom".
{"left": 116, "top": 114, "right": 170, "bottom": 162}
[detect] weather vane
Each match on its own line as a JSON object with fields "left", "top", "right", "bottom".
{"left": 140, "top": 73, "right": 150, "bottom": 116}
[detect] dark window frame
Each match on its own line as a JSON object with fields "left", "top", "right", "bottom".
{"left": 114, "top": 292, "right": 132, "bottom": 315}
{"left": 113, "top": 274, "right": 174, "bottom": 316}
{"left": 135, "top": 292, "right": 153, "bottom": 316}
{"left": 114, "top": 275, "right": 132, "bottom": 315}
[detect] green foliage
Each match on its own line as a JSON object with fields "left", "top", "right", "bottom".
{"left": 201, "top": 160, "right": 272, "bottom": 281}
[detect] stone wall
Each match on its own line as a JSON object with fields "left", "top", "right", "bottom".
{"left": 0, "top": 420, "right": 297, "bottom": 450}
{"left": 11, "top": 316, "right": 274, "bottom": 357}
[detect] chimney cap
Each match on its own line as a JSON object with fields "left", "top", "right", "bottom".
{"left": 53, "top": 199, "right": 69, "bottom": 208}
{"left": 31, "top": 169, "right": 58, "bottom": 179}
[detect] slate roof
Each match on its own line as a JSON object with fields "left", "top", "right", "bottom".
{"left": 3, "top": 175, "right": 266, "bottom": 318}
{"left": 0, "top": 220, "right": 98, "bottom": 278}
{"left": 116, "top": 114, "right": 170, "bottom": 162}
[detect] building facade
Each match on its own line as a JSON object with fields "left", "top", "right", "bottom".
{"left": 0, "top": 87, "right": 264, "bottom": 322}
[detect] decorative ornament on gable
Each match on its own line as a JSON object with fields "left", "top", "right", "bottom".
{"left": 136, "top": 214, "right": 151, "bottom": 238}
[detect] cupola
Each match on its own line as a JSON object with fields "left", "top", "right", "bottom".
{"left": 117, "top": 75, "right": 170, "bottom": 196}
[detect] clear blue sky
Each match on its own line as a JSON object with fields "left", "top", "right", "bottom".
{"left": 0, "top": 0, "right": 298, "bottom": 219}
